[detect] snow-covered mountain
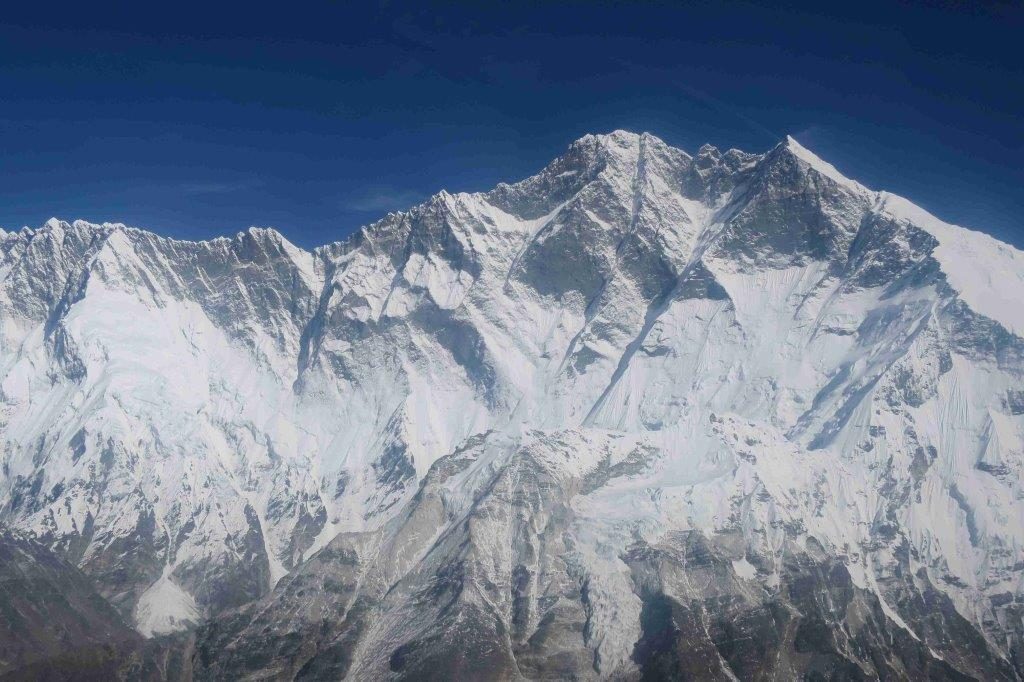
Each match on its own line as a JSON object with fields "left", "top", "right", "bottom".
{"left": 1, "top": 131, "right": 1022, "bottom": 679}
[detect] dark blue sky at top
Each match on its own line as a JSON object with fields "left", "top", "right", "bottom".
{"left": 0, "top": 1, "right": 1021, "bottom": 249}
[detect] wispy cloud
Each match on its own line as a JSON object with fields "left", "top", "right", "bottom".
{"left": 342, "top": 186, "right": 427, "bottom": 213}
{"left": 670, "top": 80, "right": 781, "bottom": 144}
{"left": 179, "top": 180, "right": 259, "bottom": 195}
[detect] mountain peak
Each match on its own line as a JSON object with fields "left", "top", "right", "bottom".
{"left": 240, "top": 225, "right": 287, "bottom": 244}
{"left": 776, "top": 135, "right": 869, "bottom": 193}
{"left": 570, "top": 129, "right": 672, "bottom": 156}
{"left": 585, "top": 128, "right": 642, "bottom": 143}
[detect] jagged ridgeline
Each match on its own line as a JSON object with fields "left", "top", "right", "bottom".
{"left": 0, "top": 132, "right": 1022, "bottom": 680}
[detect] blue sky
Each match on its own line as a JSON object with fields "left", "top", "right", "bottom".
{"left": 1, "top": 1, "right": 1021, "bottom": 248}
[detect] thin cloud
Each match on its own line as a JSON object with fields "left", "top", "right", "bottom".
{"left": 180, "top": 180, "right": 259, "bottom": 195}
{"left": 670, "top": 80, "right": 782, "bottom": 145}
{"left": 343, "top": 187, "right": 427, "bottom": 213}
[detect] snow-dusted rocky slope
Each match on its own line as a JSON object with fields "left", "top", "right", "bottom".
{"left": 0, "top": 531, "right": 139, "bottom": 674}
{"left": 1, "top": 131, "right": 1022, "bottom": 679}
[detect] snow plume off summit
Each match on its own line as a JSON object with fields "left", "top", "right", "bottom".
{"left": 1, "top": 131, "right": 1023, "bottom": 679}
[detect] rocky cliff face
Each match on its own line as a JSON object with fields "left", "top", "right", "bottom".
{"left": 1, "top": 131, "right": 1022, "bottom": 679}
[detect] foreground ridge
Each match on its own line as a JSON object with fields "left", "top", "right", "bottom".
{"left": 1, "top": 131, "right": 1022, "bottom": 679}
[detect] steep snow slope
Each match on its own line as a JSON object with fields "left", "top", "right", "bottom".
{"left": 877, "top": 191, "right": 1024, "bottom": 337}
{"left": 1, "top": 131, "right": 1023, "bottom": 679}
{"left": 0, "top": 223, "right": 326, "bottom": 631}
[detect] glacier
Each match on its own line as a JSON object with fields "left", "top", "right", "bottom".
{"left": 0, "top": 131, "right": 1022, "bottom": 679}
